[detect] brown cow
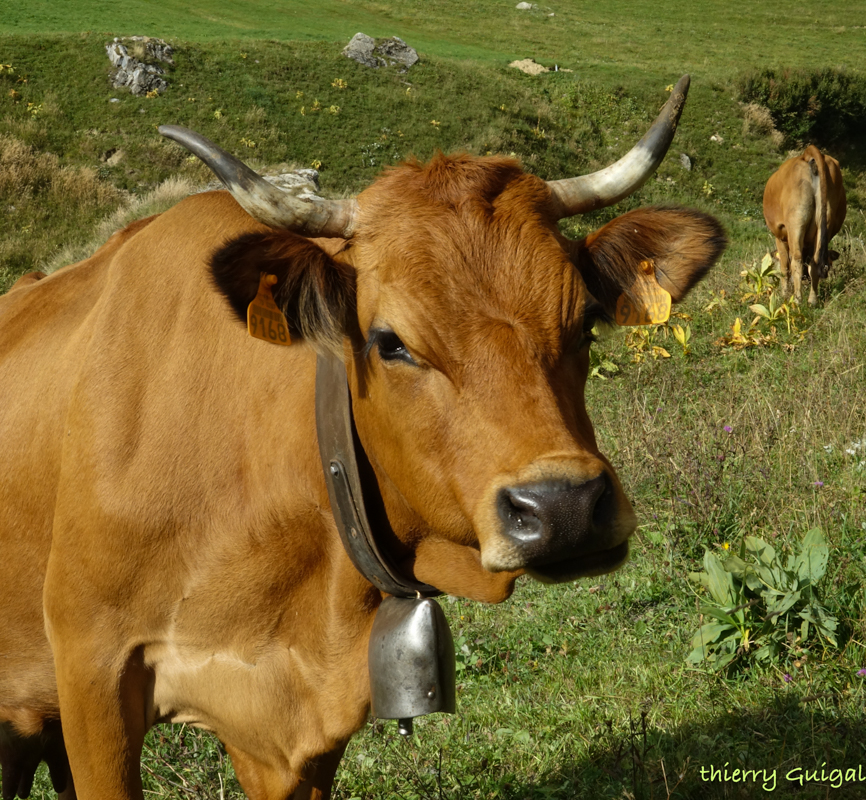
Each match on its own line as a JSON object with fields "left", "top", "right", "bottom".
{"left": 0, "top": 77, "right": 725, "bottom": 800}
{"left": 763, "top": 145, "right": 847, "bottom": 305}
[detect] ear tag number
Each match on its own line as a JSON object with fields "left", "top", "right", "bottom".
{"left": 247, "top": 273, "right": 291, "bottom": 345}
{"left": 615, "top": 261, "right": 672, "bottom": 326}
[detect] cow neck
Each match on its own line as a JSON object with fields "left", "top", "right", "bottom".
{"left": 315, "top": 352, "right": 441, "bottom": 599}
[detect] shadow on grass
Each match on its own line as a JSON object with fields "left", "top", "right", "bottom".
{"left": 487, "top": 700, "right": 866, "bottom": 800}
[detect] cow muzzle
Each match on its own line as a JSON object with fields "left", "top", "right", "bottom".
{"left": 488, "top": 473, "right": 633, "bottom": 581}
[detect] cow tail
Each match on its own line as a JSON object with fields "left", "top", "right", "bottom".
{"left": 808, "top": 147, "right": 829, "bottom": 275}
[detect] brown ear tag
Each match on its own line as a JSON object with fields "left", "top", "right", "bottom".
{"left": 247, "top": 273, "right": 291, "bottom": 345}
{"left": 615, "top": 261, "right": 672, "bottom": 326}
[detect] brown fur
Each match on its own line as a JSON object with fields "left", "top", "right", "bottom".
{"left": 763, "top": 146, "right": 847, "bottom": 305}
{"left": 0, "top": 154, "right": 724, "bottom": 800}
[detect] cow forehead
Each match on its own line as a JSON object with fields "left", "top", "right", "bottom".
{"left": 349, "top": 155, "right": 588, "bottom": 339}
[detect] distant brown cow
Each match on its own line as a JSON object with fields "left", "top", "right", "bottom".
{"left": 0, "top": 77, "right": 725, "bottom": 800}
{"left": 763, "top": 145, "right": 847, "bottom": 305}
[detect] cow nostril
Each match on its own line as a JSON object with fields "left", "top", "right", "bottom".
{"left": 496, "top": 487, "right": 543, "bottom": 541}
{"left": 496, "top": 476, "right": 610, "bottom": 558}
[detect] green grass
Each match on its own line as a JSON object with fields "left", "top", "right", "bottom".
{"left": 2, "top": 0, "right": 865, "bottom": 80}
{"left": 2, "top": 2, "right": 866, "bottom": 798}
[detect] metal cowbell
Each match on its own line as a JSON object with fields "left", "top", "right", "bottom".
{"left": 368, "top": 596, "right": 456, "bottom": 725}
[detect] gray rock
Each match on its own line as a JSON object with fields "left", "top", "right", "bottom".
{"left": 342, "top": 33, "right": 418, "bottom": 70}
{"left": 680, "top": 153, "right": 692, "bottom": 171}
{"left": 106, "top": 36, "right": 174, "bottom": 96}
{"left": 516, "top": 2, "right": 537, "bottom": 9}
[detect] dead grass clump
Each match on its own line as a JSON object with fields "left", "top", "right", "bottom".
{"left": 46, "top": 175, "right": 197, "bottom": 272}
{"left": 0, "top": 134, "right": 122, "bottom": 208}
{"left": 741, "top": 102, "right": 785, "bottom": 147}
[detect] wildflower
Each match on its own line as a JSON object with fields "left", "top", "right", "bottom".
{"left": 783, "top": 674, "right": 792, "bottom": 683}
{"left": 813, "top": 481, "right": 824, "bottom": 488}
{"left": 430, "top": 120, "right": 440, "bottom": 127}
{"left": 723, "top": 425, "right": 732, "bottom": 433}
{"left": 858, "top": 668, "right": 866, "bottom": 677}
{"left": 722, "top": 542, "right": 730, "bottom": 550}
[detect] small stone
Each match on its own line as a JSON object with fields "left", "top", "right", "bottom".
{"left": 343, "top": 33, "right": 418, "bottom": 70}
{"left": 516, "top": 2, "right": 537, "bottom": 9}
{"left": 680, "top": 153, "right": 692, "bottom": 170}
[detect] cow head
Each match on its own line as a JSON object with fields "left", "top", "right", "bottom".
{"left": 161, "top": 76, "right": 725, "bottom": 603}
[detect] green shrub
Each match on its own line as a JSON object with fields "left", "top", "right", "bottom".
{"left": 687, "top": 529, "right": 839, "bottom": 671}
{"left": 736, "top": 67, "right": 866, "bottom": 146}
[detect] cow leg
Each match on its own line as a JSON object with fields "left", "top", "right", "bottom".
{"left": 787, "top": 239, "right": 805, "bottom": 303}
{"left": 226, "top": 741, "right": 347, "bottom": 800}
{"left": 807, "top": 261, "right": 821, "bottom": 306}
{"left": 774, "top": 238, "right": 791, "bottom": 299}
{"left": 291, "top": 744, "right": 346, "bottom": 800}
{"left": 50, "top": 648, "right": 149, "bottom": 800}
{"left": 0, "top": 721, "right": 71, "bottom": 800}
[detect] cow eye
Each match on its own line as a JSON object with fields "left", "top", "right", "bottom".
{"left": 373, "top": 329, "right": 416, "bottom": 365}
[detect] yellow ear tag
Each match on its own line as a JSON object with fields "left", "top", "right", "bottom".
{"left": 614, "top": 261, "right": 672, "bottom": 326}
{"left": 247, "top": 273, "right": 291, "bottom": 345}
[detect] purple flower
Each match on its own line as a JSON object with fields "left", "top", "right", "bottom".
{"left": 783, "top": 674, "right": 792, "bottom": 683}
{"left": 858, "top": 668, "right": 866, "bottom": 677}
{"left": 723, "top": 425, "right": 733, "bottom": 433}
{"left": 814, "top": 481, "right": 824, "bottom": 488}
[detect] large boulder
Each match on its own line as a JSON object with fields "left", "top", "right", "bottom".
{"left": 342, "top": 33, "right": 419, "bottom": 70}
{"left": 106, "top": 36, "right": 174, "bottom": 96}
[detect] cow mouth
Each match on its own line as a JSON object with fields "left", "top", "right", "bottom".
{"left": 525, "top": 540, "right": 630, "bottom": 584}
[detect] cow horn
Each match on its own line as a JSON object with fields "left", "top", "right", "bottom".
{"left": 547, "top": 75, "right": 690, "bottom": 218}
{"left": 158, "top": 125, "right": 358, "bottom": 238}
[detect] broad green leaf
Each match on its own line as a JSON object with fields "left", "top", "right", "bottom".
{"left": 690, "top": 621, "right": 736, "bottom": 650}
{"left": 749, "top": 303, "right": 770, "bottom": 319}
{"left": 754, "top": 642, "right": 778, "bottom": 661}
{"left": 712, "top": 651, "right": 738, "bottom": 671}
{"left": 800, "top": 608, "right": 838, "bottom": 646}
{"left": 722, "top": 554, "right": 748, "bottom": 579}
{"left": 704, "top": 550, "right": 735, "bottom": 605}
{"left": 766, "top": 589, "right": 801, "bottom": 618}
{"left": 699, "top": 604, "right": 739, "bottom": 626}
{"left": 794, "top": 528, "right": 829, "bottom": 583}
{"left": 745, "top": 536, "right": 776, "bottom": 566}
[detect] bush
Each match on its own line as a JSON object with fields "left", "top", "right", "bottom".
{"left": 687, "top": 529, "right": 839, "bottom": 672}
{"left": 736, "top": 67, "right": 866, "bottom": 146}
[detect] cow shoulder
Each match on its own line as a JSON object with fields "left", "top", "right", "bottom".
{"left": 570, "top": 207, "right": 726, "bottom": 313}
{"left": 210, "top": 231, "right": 355, "bottom": 353}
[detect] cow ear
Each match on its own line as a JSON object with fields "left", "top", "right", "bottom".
{"left": 570, "top": 207, "right": 727, "bottom": 314}
{"left": 210, "top": 232, "right": 355, "bottom": 353}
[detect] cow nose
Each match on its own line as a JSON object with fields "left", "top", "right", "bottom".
{"left": 496, "top": 476, "right": 612, "bottom": 562}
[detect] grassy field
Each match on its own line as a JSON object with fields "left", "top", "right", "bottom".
{"left": 1, "top": 1, "right": 865, "bottom": 798}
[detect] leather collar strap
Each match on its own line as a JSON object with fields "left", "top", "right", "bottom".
{"left": 315, "top": 352, "right": 441, "bottom": 598}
